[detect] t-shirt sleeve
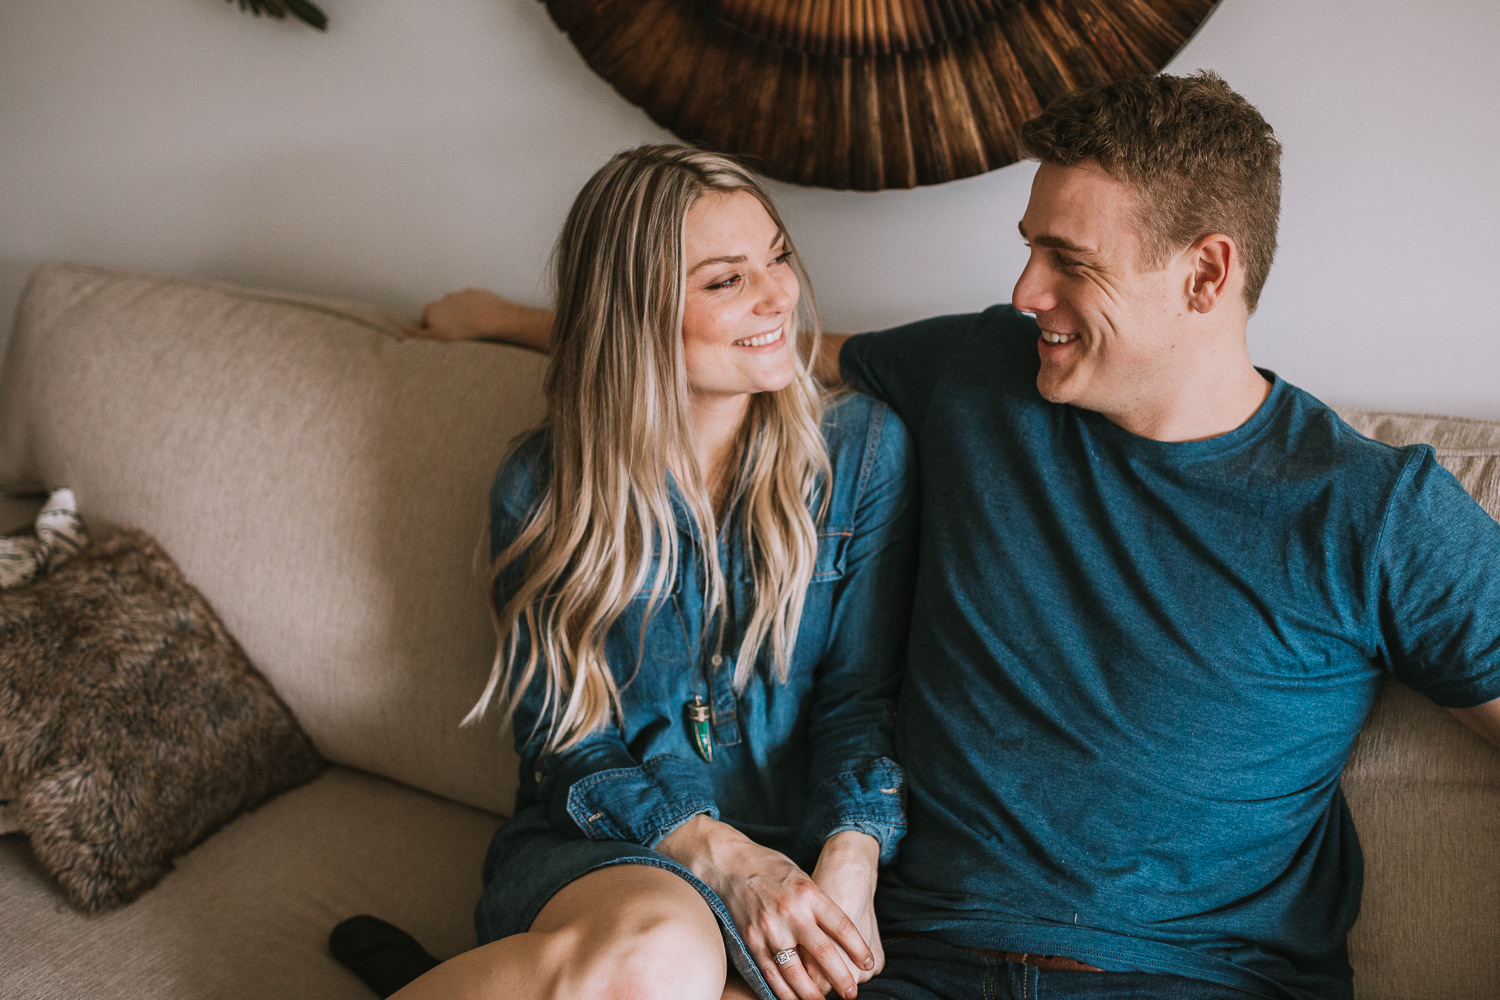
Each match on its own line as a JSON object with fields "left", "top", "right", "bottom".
{"left": 839, "top": 312, "right": 987, "bottom": 439}
{"left": 1377, "top": 448, "right": 1500, "bottom": 707}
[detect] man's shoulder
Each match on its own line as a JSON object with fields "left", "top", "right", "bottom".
{"left": 849, "top": 305, "right": 1035, "bottom": 366}
{"left": 1271, "top": 378, "right": 1425, "bottom": 480}
{"left": 820, "top": 391, "right": 912, "bottom": 467}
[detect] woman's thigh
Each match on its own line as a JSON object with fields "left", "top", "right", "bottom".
{"left": 531, "top": 862, "right": 722, "bottom": 941}
{"left": 391, "top": 865, "right": 730, "bottom": 1000}
{"left": 528, "top": 863, "right": 730, "bottom": 998}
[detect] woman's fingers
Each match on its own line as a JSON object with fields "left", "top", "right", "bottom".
{"left": 793, "top": 926, "right": 861, "bottom": 1000}
{"left": 755, "top": 911, "right": 864, "bottom": 1000}
{"left": 761, "top": 942, "right": 839, "bottom": 1000}
{"left": 664, "top": 827, "right": 873, "bottom": 1000}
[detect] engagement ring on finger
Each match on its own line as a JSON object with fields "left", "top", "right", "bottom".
{"left": 773, "top": 949, "right": 798, "bottom": 966}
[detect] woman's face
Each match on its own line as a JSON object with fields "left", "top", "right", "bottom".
{"left": 679, "top": 190, "right": 801, "bottom": 406}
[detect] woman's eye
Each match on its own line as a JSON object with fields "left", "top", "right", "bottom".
{"left": 771, "top": 248, "right": 794, "bottom": 266}
{"left": 706, "top": 274, "right": 742, "bottom": 291}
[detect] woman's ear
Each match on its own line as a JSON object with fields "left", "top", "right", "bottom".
{"left": 1185, "top": 234, "right": 1236, "bottom": 314}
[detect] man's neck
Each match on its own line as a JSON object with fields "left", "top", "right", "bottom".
{"left": 1109, "top": 357, "right": 1272, "bottom": 443}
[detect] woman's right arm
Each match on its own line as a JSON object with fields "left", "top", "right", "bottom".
{"left": 489, "top": 453, "right": 719, "bottom": 845}
{"left": 403, "top": 288, "right": 553, "bottom": 350}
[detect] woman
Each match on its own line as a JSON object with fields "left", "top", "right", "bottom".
{"left": 360, "top": 145, "right": 914, "bottom": 1000}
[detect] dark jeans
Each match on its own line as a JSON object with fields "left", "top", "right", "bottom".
{"left": 858, "top": 937, "right": 1276, "bottom": 1000}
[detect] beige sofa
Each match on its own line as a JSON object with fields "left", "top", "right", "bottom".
{"left": 0, "top": 262, "right": 1496, "bottom": 999}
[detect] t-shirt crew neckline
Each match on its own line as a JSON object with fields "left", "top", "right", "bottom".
{"left": 1074, "top": 369, "right": 1290, "bottom": 459}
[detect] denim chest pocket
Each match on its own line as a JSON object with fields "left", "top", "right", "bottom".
{"left": 629, "top": 554, "right": 674, "bottom": 602}
{"left": 811, "top": 529, "right": 850, "bottom": 582}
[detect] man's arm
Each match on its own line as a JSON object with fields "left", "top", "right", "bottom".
{"left": 815, "top": 332, "right": 849, "bottom": 387}
{"left": 403, "top": 289, "right": 553, "bottom": 350}
{"left": 405, "top": 286, "right": 859, "bottom": 389}
{"left": 1448, "top": 696, "right": 1500, "bottom": 750}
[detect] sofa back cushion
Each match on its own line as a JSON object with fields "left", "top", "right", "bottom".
{"left": 0, "top": 263, "right": 546, "bottom": 815}
{"left": 1335, "top": 407, "right": 1500, "bottom": 999}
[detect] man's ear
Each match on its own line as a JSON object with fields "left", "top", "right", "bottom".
{"left": 1185, "top": 234, "right": 1236, "bottom": 314}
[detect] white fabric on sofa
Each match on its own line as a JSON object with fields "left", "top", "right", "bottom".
{"left": 0, "top": 263, "right": 1495, "bottom": 999}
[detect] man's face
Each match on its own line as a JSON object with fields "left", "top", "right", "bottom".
{"left": 1013, "top": 161, "right": 1188, "bottom": 429}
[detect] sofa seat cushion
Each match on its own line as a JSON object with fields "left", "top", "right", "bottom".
{"left": 0, "top": 767, "right": 499, "bottom": 1000}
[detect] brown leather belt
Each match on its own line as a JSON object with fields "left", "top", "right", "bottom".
{"left": 958, "top": 946, "right": 1103, "bottom": 973}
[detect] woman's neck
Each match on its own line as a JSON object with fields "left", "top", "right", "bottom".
{"left": 689, "top": 391, "right": 752, "bottom": 510}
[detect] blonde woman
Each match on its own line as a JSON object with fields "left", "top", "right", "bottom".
{"left": 339, "top": 146, "right": 915, "bottom": 1000}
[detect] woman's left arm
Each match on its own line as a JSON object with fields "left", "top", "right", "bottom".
{"left": 797, "top": 403, "right": 920, "bottom": 978}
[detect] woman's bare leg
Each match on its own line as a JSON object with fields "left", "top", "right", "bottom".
{"left": 720, "top": 976, "right": 762, "bottom": 1000}
{"left": 389, "top": 864, "right": 728, "bottom": 1000}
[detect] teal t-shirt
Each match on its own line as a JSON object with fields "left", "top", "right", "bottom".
{"left": 842, "top": 306, "right": 1500, "bottom": 999}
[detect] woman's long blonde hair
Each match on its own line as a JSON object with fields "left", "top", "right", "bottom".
{"left": 466, "top": 145, "right": 830, "bottom": 753}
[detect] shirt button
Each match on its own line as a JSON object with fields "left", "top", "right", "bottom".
{"left": 710, "top": 654, "right": 723, "bottom": 667}
{"left": 534, "top": 770, "right": 545, "bottom": 783}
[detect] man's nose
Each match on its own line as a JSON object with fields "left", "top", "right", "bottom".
{"left": 1012, "top": 258, "right": 1053, "bottom": 314}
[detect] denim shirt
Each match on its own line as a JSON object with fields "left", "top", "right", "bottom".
{"left": 488, "top": 393, "right": 915, "bottom": 866}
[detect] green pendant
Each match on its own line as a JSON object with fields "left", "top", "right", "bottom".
{"left": 686, "top": 698, "right": 713, "bottom": 763}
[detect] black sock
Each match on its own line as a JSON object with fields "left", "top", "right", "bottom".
{"left": 329, "top": 915, "right": 441, "bottom": 998}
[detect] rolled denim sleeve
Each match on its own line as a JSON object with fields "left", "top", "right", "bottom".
{"left": 491, "top": 446, "right": 717, "bottom": 848}
{"left": 541, "top": 743, "right": 719, "bottom": 847}
{"left": 794, "top": 401, "right": 917, "bottom": 864}
{"left": 511, "top": 665, "right": 719, "bottom": 846}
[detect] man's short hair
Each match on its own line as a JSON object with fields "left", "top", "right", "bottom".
{"left": 1020, "top": 71, "right": 1281, "bottom": 312}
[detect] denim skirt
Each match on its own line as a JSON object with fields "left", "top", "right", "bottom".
{"left": 474, "top": 804, "right": 776, "bottom": 1000}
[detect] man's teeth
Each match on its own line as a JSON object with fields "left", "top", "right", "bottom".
{"left": 734, "top": 328, "right": 783, "bottom": 347}
{"left": 1041, "top": 330, "right": 1078, "bottom": 345}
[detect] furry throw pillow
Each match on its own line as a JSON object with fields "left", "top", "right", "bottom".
{"left": 0, "top": 528, "right": 324, "bottom": 912}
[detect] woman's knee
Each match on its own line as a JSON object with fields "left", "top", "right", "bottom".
{"left": 531, "top": 866, "right": 726, "bottom": 1000}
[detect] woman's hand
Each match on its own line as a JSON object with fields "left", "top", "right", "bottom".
{"left": 401, "top": 288, "right": 553, "bottom": 350}
{"left": 657, "top": 815, "right": 875, "bottom": 1000}
{"left": 811, "top": 832, "right": 883, "bottom": 985}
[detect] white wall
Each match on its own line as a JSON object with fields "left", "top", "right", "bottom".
{"left": 3, "top": 0, "right": 1498, "bottom": 418}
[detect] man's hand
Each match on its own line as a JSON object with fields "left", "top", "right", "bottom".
{"left": 811, "top": 831, "right": 883, "bottom": 986}
{"left": 402, "top": 288, "right": 553, "bottom": 350}
{"left": 657, "top": 815, "right": 874, "bottom": 1000}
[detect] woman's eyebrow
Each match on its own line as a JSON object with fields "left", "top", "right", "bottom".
{"left": 689, "top": 254, "right": 746, "bottom": 274}
{"left": 688, "top": 233, "right": 787, "bottom": 274}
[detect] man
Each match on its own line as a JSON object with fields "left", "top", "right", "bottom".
{"left": 830, "top": 71, "right": 1500, "bottom": 1000}
{"left": 402, "top": 71, "right": 1500, "bottom": 1000}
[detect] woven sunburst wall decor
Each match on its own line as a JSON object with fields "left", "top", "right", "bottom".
{"left": 543, "top": 0, "right": 1219, "bottom": 190}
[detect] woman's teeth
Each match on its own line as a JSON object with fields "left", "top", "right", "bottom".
{"left": 734, "top": 327, "right": 783, "bottom": 348}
